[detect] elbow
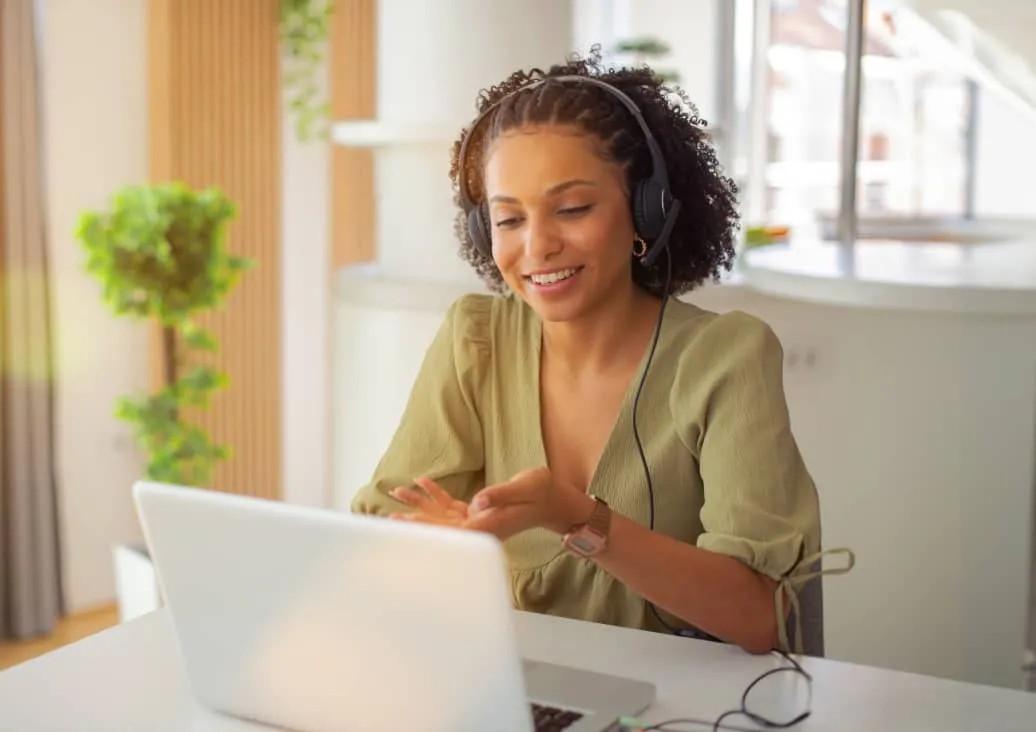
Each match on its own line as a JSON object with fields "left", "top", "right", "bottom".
{"left": 736, "top": 588, "right": 782, "bottom": 655}
{"left": 738, "top": 621, "right": 779, "bottom": 655}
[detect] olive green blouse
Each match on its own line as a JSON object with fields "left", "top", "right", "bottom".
{"left": 350, "top": 292, "right": 826, "bottom": 647}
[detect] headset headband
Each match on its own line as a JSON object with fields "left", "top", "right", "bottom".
{"left": 456, "top": 75, "right": 670, "bottom": 210}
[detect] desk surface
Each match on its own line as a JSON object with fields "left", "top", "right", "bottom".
{"left": 2, "top": 609, "right": 1035, "bottom": 731}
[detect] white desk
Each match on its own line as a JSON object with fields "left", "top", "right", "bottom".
{"left": 2, "top": 609, "right": 1035, "bottom": 731}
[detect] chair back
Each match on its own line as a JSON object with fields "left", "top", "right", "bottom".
{"left": 789, "top": 572, "right": 825, "bottom": 657}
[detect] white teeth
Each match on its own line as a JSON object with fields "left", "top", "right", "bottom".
{"left": 529, "top": 268, "right": 578, "bottom": 285}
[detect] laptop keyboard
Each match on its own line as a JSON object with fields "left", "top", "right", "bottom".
{"left": 530, "top": 702, "right": 584, "bottom": 731}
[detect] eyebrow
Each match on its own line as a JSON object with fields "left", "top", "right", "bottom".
{"left": 488, "top": 179, "right": 597, "bottom": 205}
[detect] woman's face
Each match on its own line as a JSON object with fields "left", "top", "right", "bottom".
{"left": 482, "top": 124, "right": 636, "bottom": 323}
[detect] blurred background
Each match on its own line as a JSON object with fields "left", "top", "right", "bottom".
{"left": 2, "top": 0, "right": 1035, "bottom": 697}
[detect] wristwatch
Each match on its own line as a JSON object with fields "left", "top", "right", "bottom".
{"left": 562, "top": 495, "right": 611, "bottom": 557}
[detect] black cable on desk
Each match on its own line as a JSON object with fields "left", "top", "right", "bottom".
{"left": 640, "top": 650, "right": 813, "bottom": 732}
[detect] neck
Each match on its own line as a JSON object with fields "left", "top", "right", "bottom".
{"left": 540, "top": 285, "right": 663, "bottom": 376}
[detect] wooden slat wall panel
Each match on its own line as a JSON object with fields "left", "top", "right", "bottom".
{"left": 330, "top": 0, "right": 376, "bottom": 267}
{"left": 148, "top": 0, "right": 282, "bottom": 500}
{"left": 0, "top": 0, "right": 5, "bottom": 272}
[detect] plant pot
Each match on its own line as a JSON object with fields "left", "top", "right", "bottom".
{"left": 112, "top": 543, "right": 162, "bottom": 622}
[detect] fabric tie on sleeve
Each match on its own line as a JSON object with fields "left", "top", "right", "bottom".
{"left": 775, "top": 547, "right": 856, "bottom": 656}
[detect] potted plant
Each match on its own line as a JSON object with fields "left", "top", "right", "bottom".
{"left": 612, "top": 37, "right": 681, "bottom": 84}
{"left": 76, "top": 182, "right": 252, "bottom": 621}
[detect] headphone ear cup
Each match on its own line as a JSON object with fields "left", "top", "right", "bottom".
{"left": 631, "top": 179, "right": 670, "bottom": 243}
{"left": 468, "top": 204, "right": 492, "bottom": 259}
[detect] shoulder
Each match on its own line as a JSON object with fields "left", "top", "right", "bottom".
{"left": 443, "top": 292, "right": 493, "bottom": 339}
{"left": 446, "top": 291, "right": 534, "bottom": 340}
{"left": 667, "top": 299, "right": 781, "bottom": 361}
{"left": 663, "top": 300, "right": 785, "bottom": 399}
{"left": 440, "top": 291, "right": 532, "bottom": 370}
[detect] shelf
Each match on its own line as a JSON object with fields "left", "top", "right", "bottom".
{"left": 331, "top": 121, "right": 463, "bottom": 148}
{"left": 335, "top": 263, "right": 488, "bottom": 312}
{"left": 740, "top": 239, "right": 1036, "bottom": 315}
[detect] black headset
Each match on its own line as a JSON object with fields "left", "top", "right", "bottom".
{"left": 456, "top": 75, "right": 682, "bottom": 267}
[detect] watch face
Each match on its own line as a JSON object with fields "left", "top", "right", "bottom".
{"left": 570, "top": 536, "right": 597, "bottom": 554}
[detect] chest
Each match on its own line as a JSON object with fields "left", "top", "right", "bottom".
{"left": 481, "top": 333, "right": 704, "bottom": 568}
{"left": 538, "top": 366, "right": 632, "bottom": 493}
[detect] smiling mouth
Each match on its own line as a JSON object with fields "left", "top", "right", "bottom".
{"left": 524, "top": 267, "right": 584, "bottom": 286}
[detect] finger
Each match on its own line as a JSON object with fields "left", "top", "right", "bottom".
{"left": 389, "top": 511, "right": 454, "bottom": 527}
{"left": 390, "top": 485, "right": 444, "bottom": 515}
{"left": 414, "top": 477, "right": 465, "bottom": 511}
{"left": 470, "top": 482, "right": 534, "bottom": 512}
{"left": 389, "top": 486, "right": 425, "bottom": 507}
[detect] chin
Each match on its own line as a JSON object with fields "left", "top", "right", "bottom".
{"left": 528, "top": 302, "right": 586, "bottom": 323}
{"left": 517, "top": 288, "right": 599, "bottom": 324}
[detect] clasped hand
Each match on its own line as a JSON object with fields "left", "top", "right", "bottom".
{"left": 388, "top": 467, "right": 591, "bottom": 541}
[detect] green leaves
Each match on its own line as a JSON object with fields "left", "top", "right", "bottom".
{"left": 77, "top": 182, "right": 248, "bottom": 326}
{"left": 611, "top": 36, "right": 682, "bottom": 84}
{"left": 613, "top": 38, "right": 673, "bottom": 56}
{"left": 115, "top": 380, "right": 228, "bottom": 488}
{"left": 280, "top": 0, "right": 333, "bottom": 142}
{"left": 77, "top": 182, "right": 250, "bottom": 489}
{"left": 181, "top": 321, "right": 218, "bottom": 352}
{"left": 177, "top": 364, "right": 230, "bottom": 409}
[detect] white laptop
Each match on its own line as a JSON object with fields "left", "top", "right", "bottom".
{"left": 133, "top": 481, "right": 656, "bottom": 732}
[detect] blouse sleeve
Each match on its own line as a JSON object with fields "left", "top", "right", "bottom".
{"left": 349, "top": 294, "right": 491, "bottom": 516}
{"left": 673, "top": 311, "right": 821, "bottom": 580}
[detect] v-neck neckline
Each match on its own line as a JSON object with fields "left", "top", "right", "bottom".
{"left": 528, "top": 300, "right": 669, "bottom": 501}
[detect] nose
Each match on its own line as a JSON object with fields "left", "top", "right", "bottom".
{"left": 521, "top": 215, "right": 562, "bottom": 261}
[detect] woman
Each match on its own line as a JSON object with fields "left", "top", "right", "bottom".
{"left": 351, "top": 50, "right": 841, "bottom": 655}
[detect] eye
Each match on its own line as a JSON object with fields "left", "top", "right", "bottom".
{"left": 558, "top": 204, "right": 593, "bottom": 217}
{"left": 494, "top": 216, "right": 523, "bottom": 229}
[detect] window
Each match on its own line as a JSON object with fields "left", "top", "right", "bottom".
{"left": 757, "top": 0, "right": 974, "bottom": 237}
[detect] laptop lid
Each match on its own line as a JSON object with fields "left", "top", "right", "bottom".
{"left": 133, "top": 481, "right": 534, "bottom": 732}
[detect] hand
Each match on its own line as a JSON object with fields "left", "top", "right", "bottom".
{"left": 467, "top": 466, "right": 593, "bottom": 539}
{"left": 387, "top": 477, "right": 521, "bottom": 540}
{"left": 388, "top": 477, "right": 470, "bottom": 528}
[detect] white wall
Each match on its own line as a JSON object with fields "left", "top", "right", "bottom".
{"left": 39, "top": 0, "right": 151, "bottom": 612}
{"left": 280, "top": 46, "right": 331, "bottom": 508}
{"left": 571, "top": 0, "right": 620, "bottom": 59}
{"left": 974, "top": 87, "right": 1036, "bottom": 217}
{"left": 613, "top": 0, "right": 719, "bottom": 121}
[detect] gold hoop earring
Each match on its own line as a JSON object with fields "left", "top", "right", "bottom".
{"left": 632, "top": 236, "right": 648, "bottom": 258}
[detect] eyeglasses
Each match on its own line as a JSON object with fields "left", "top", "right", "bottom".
{"left": 642, "top": 650, "right": 813, "bottom": 732}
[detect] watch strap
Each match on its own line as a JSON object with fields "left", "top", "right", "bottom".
{"left": 585, "top": 495, "right": 611, "bottom": 538}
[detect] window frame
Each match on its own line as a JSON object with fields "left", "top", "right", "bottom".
{"left": 719, "top": 0, "right": 985, "bottom": 250}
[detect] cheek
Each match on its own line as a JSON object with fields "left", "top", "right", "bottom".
{"left": 577, "top": 210, "right": 632, "bottom": 264}
{"left": 490, "top": 236, "right": 522, "bottom": 281}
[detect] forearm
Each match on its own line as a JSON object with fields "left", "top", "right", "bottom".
{"left": 469, "top": 472, "right": 788, "bottom": 653}
{"left": 590, "top": 509, "right": 782, "bottom": 654}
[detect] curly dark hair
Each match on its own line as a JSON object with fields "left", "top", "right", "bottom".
{"left": 448, "top": 46, "right": 740, "bottom": 297}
